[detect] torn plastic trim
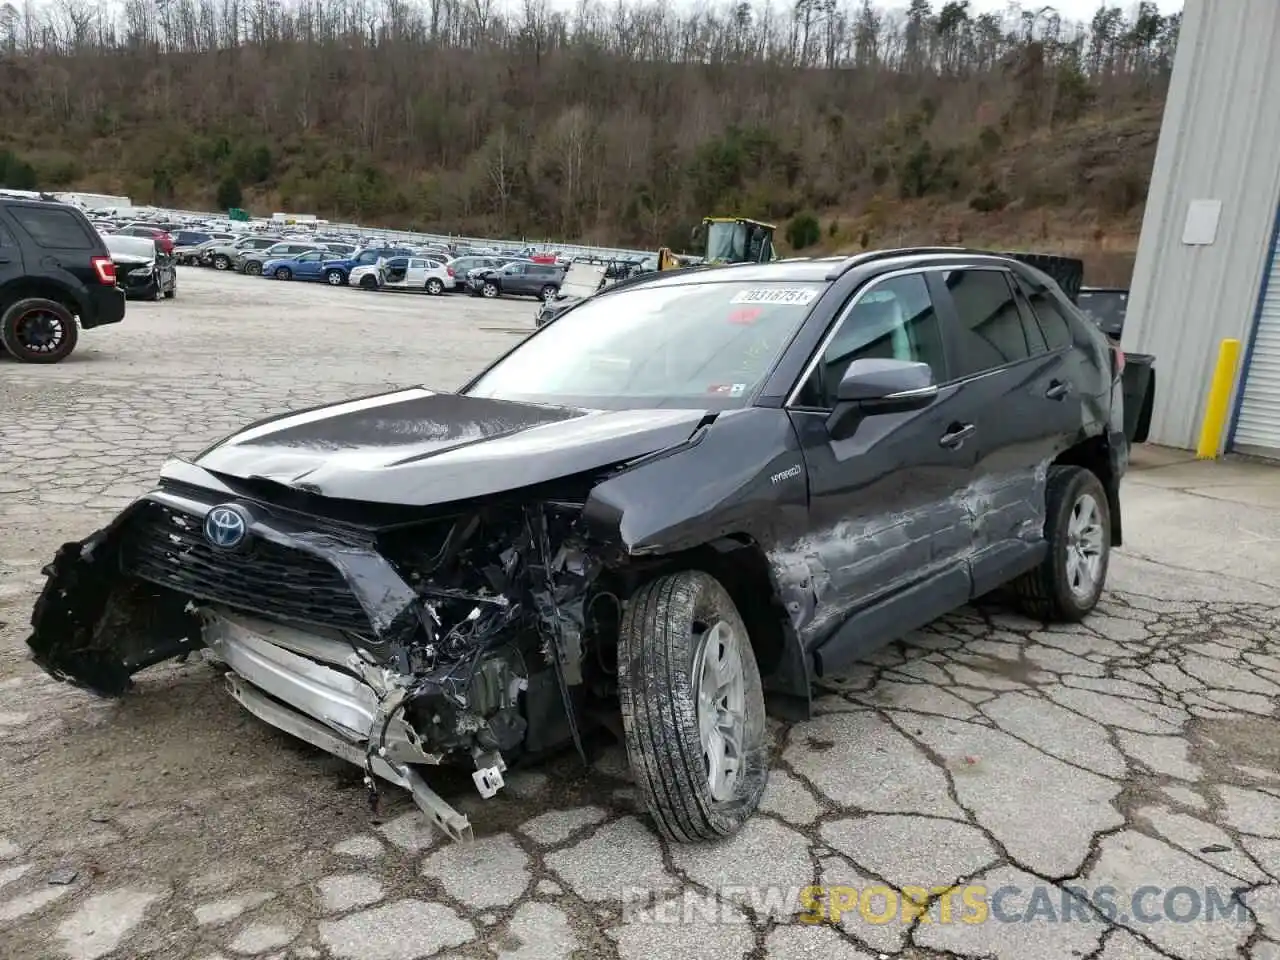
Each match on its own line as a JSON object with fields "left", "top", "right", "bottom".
{"left": 28, "top": 501, "right": 202, "bottom": 697}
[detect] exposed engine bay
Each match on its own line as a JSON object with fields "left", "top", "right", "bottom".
{"left": 28, "top": 485, "right": 618, "bottom": 842}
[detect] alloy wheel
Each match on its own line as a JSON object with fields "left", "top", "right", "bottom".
{"left": 12, "top": 308, "right": 66, "bottom": 356}
{"left": 692, "top": 620, "right": 748, "bottom": 803}
{"left": 1065, "top": 493, "right": 1105, "bottom": 599}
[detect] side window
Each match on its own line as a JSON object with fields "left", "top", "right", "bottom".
{"left": 1016, "top": 275, "right": 1075, "bottom": 351}
{"left": 795, "top": 273, "right": 946, "bottom": 408}
{"left": 9, "top": 207, "right": 95, "bottom": 249}
{"left": 1010, "top": 279, "right": 1049, "bottom": 354}
{"left": 0, "top": 220, "right": 14, "bottom": 246}
{"left": 387, "top": 257, "right": 408, "bottom": 269}
{"left": 409, "top": 258, "right": 426, "bottom": 269}
{"left": 943, "top": 269, "right": 1035, "bottom": 376}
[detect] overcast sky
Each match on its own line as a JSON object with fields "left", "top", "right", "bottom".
{"left": 963, "top": 0, "right": 1182, "bottom": 20}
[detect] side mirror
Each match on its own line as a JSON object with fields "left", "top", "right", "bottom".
{"left": 827, "top": 358, "right": 938, "bottom": 440}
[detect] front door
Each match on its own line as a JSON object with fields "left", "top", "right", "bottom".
{"left": 787, "top": 271, "right": 977, "bottom": 667}
{"left": 293, "top": 251, "right": 325, "bottom": 279}
{"left": 504, "top": 263, "right": 531, "bottom": 294}
{"left": 384, "top": 257, "right": 409, "bottom": 285}
{"left": 927, "top": 267, "right": 1078, "bottom": 596}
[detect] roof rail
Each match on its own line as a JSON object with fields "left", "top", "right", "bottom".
{"left": 823, "top": 245, "right": 1058, "bottom": 280}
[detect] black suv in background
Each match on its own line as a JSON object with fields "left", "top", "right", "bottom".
{"left": 468, "top": 260, "right": 564, "bottom": 299}
{"left": 0, "top": 195, "right": 125, "bottom": 363}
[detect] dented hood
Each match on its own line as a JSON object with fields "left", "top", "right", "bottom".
{"left": 191, "top": 387, "right": 709, "bottom": 506}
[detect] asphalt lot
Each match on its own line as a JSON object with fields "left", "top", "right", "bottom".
{"left": 1, "top": 267, "right": 1279, "bottom": 960}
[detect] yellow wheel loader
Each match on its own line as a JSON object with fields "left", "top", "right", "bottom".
{"left": 656, "top": 217, "right": 777, "bottom": 271}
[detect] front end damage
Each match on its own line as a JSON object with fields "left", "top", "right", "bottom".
{"left": 28, "top": 483, "right": 608, "bottom": 842}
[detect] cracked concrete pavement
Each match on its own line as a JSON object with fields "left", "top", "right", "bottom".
{"left": 1, "top": 268, "right": 1279, "bottom": 960}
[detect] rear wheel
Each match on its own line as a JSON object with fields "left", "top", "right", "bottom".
{"left": 1012, "top": 466, "right": 1111, "bottom": 621}
{"left": 274, "top": 267, "right": 292, "bottom": 280}
{"left": 425, "top": 278, "right": 444, "bottom": 295}
{"left": 619, "top": 570, "right": 768, "bottom": 842}
{"left": 540, "top": 284, "right": 557, "bottom": 301}
{"left": 325, "top": 270, "right": 345, "bottom": 286}
{"left": 0, "top": 298, "right": 79, "bottom": 364}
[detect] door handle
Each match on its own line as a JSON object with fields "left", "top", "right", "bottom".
{"left": 939, "top": 423, "right": 976, "bottom": 449}
{"left": 0, "top": 255, "right": 10, "bottom": 264}
{"left": 1045, "top": 379, "right": 1072, "bottom": 400}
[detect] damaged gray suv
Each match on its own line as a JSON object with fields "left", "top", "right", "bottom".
{"left": 28, "top": 247, "right": 1129, "bottom": 844}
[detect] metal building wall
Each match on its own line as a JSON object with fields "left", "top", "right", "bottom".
{"left": 1122, "top": 0, "right": 1280, "bottom": 449}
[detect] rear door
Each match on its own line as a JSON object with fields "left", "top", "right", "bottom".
{"left": 406, "top": 258, "right": 428, "bottom": 285}
{"left": 928, "top": 266, "right": 1076, "bottom": 596}
{"left": 6, "top": 202, "right": 102, "bottom": 293}
{"left": 0, "top": 216, "right": 23, "bottom": 285}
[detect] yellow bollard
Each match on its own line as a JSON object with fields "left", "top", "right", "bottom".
{"left": 1195, "top": 338, "right": 1243, "bottom": 459}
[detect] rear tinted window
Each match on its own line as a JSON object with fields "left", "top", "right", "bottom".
{"left": 11, "top": 206, "right": 96, "bottom": 249}
{"left": 1016, "top": 276, "right": 1075, "bottom": 350}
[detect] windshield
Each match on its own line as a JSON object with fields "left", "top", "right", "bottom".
{"left": 466, "top": 280, "right": 826, "bottom": 410}
{"left": 705, "top": 222, "right": 746, "bottom": 262}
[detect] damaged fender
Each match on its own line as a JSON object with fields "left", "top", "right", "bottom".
{"left": 582, "top": 407, "right": 814, "bottom": 704}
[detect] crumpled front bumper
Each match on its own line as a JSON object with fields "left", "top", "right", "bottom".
{"left": 25, "top": 485, "right": 489, "bottom": 842}
{"left": 205, "top": 608, "right": 475, "bottom": 841}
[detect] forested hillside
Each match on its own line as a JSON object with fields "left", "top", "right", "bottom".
{"left": 0, "top": 0, "right": 1178, "bottom": 262}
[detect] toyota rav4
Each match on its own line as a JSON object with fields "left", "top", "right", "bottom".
{"left": 28, "top": 247, "right": 1128, "bottom": 843}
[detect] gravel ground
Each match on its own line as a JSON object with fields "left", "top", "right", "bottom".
{"left": 1, "top": 268, "right": 1279, "bottom": 960}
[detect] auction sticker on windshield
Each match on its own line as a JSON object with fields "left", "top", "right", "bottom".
{"left": 730, "top": 288, "right": 819, "bottom": 306}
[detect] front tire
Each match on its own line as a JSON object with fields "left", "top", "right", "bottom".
{"left": 212, "top": 255, "right": 231, "bottom": 270}
{"left": 1013, "top": 466, "right": 1111, "bottom": 622}
{"left": 481, "top": 282, "right": 499, "bottom": 298}
{"left": 619, "top": 571, "right": 768, "bottom": 842}
{"left": 0, "top": 298, "right": 79, "bottom": 363}
{"left": 274, "top": 267, "right": 292, "bottom": 280}
{"left": 244, "top": 261, "right": 262, "bottom": 276}
{"left": 359, "top": 275, "right": 378, "bottom": 290}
